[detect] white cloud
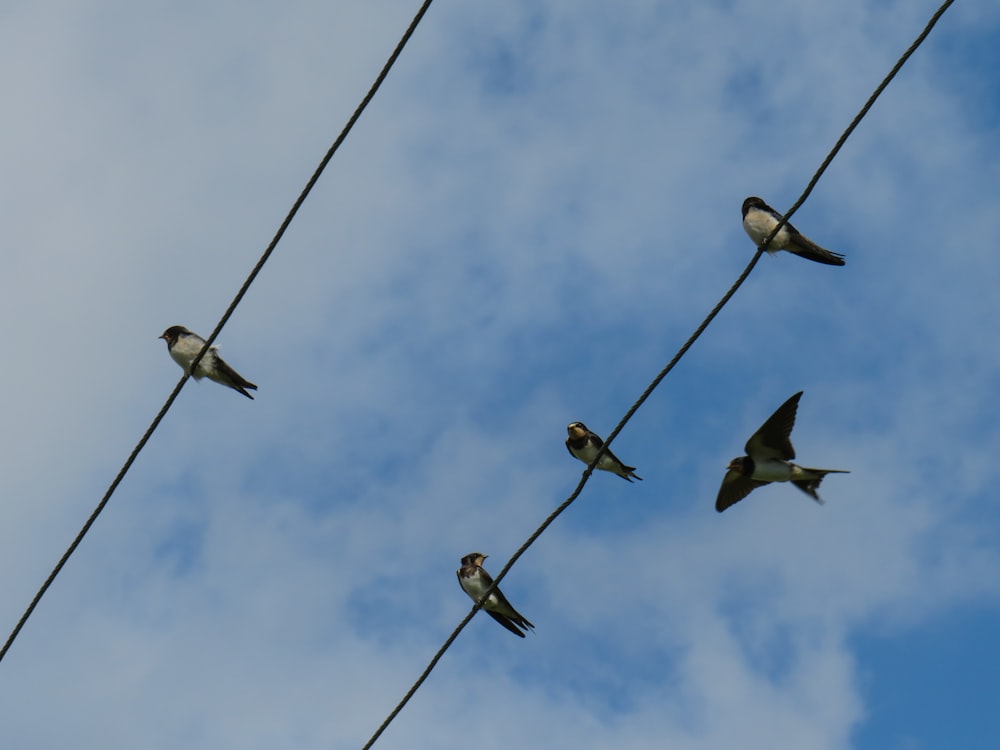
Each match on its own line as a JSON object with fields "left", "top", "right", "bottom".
{"left": 0, "top": 1, "right": 998, "bottom": 748}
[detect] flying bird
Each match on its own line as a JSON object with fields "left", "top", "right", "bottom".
{"left": 716, "top": 391, "right": 849, "bottom": 512}
{"left": 566, "top": 422, "right": 642, "bottom": 482}
{"left": 457, "top": 552, "right": 534, "bottom": 638}
{"left": 159, "top": 325, "right": 258, "bottom": 399}
{"left": 742, "top": 196, "right": 846, "bottom": 266}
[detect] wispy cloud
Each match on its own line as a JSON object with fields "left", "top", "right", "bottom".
{"left": 0, "top": 1, "right": 997, "bottom": 748}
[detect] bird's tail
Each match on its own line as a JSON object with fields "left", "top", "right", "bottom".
{"left": 612, "top": 464, "right": 642, "bottom": 482}
{"left": 791, "top": 468, "right": 849, "bottom": 503}
{"left": 788, "top": 237, "right": 846, "bottom": 266}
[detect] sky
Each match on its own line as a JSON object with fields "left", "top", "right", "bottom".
{"left": 1, "top": 0, "right": 998, "bottom": 748}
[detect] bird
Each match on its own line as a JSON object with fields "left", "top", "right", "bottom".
{"left": 457, "top": 552, "right": 534, "bottom": 638}
{"left": 716, "top": 391, "right": 849, "bottom": 512}
{"left": 741, "top": 196, "right": 846, "bottom": 266}
{"left": 159, "top": 325, "right": 258, "bottom": 399}
{"left": 565, "top": 422, "right": 642, "bottom": 482}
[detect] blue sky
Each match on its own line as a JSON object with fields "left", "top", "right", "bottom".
{"left": 1, "top": 1, "right": 998, "bottom": 748}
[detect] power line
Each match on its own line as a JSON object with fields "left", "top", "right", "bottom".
{"left": 358, "top": 1, "right": 955, "bottom": 746}
{"left": 0, "top": 0, "right": 437, "bottom": 667}
{"left": 359, "top": 250, "right": 764, "bottom": 750}
{"left": 360, "top": 252, "right": 765, "bottom": 750}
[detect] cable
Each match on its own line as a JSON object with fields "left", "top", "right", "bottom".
{"left": 778, "top": 0, "right": 956, "bottom": 231}
{"left": 358, "top": 1, "right": 955, "bottom": 746}
{"left": 0, "top": 0, "right": 437, "bottom": 667}
{"left": 360, "top": 250, "right": 764, "bottom": 750}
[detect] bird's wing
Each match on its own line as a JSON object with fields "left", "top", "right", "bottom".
{"left": 716, "top": 470, "right": 770, "bottom": 512}
{"left": 786, "top": 234, "right": 846, "bottom": 265}
{"left": 211, "top": 353, "right": 256, "bottom": 390}
{"left": 746, "top": 391, "right": 802, "bottom": 460}
{"left": 485, "top": 610, "right": 528, "bottom": 638}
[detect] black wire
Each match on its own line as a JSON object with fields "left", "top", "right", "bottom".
{"left": 359, "top": 250, "right": 763, "bottom": 750}
{"left": 358, "top": 1, "right": 956, "bottom": 746}
{"left": 0, "top": 0, "right": 437, "bottom": 667}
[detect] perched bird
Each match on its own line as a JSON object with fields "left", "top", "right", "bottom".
{"left": 742, "top": 196, "right": 846, "bottom": 266}
{"left": 457, "top": 552, "right": 534, "bottom": 638}
{"left": 159, "top": 325, "right": 258, "bottom": 399}
{"left": 716, "top": 391, "right": 849, "bottom": 512}
{"left": 565, "top": 422, "right": 642, "bottom": 482}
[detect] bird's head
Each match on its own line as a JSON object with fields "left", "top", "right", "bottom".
{"left": 460, "top": 552, "right": 487, "bottom": 567}
{"left": 741, "top": 196, "right": 765, "bottom": 217}
{"left": 159, "top": 325, "right": 189, "bottom": 346}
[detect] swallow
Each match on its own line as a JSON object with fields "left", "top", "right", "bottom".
{"left": 159, "top": 325, "right": 258, "bottom": 399}
{"left": 716, "top": 391, "right": 849, "bottom": 512}
{"left": 742, "top": 196, "right": 845, "bottom": 266}
{"left": 457, "top": 552, "right": 534, "bottom": 638}
{"left": 565, "top": 422, "right": 642, "bottom": 482}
